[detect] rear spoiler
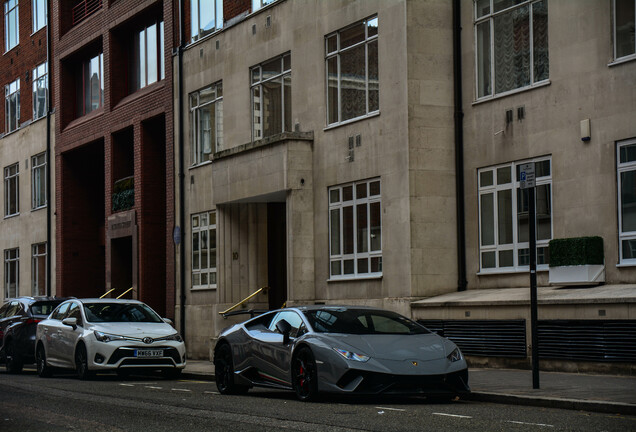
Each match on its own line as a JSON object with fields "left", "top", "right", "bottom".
{"left": 221, "top": 309, "right": 268, "bottom": 319}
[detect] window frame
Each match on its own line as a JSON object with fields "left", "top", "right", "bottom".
{"left": 76, "top": 53, "right": 104, "bottom": 118}
{"left": 4, "top": 163, "right": 19, "bottom": 217}
{"left": 130, "top": 20, "right": 165, "bottom": 92}
{"left": 473, "top": 0, "right": 549, "bottom": 100}
{"left": 4, "top": 0, "right": 19, "bottom": 52}
{"left": 190, "top": 81, "right": 223, "bottom": 166}
{"left": 328, "top": 178, "right": 382, "bottom": 280}
{"left": 478, "top": 156, "right": 553, "bottom": 274}
{"left": 325, "top": 15, "right": 379, "bottom": 127}
{"left": 250, "top": 53, "right": 292, "bottom": 141}
{"left": 612, "top": 0, "right": 636, "bottom": 63}
{"left": 617, "top": 138, "right": 636, "bottom": 265}
{"left": 5, "top": 78, "right": 20, "bottom": 133}
{"left": 32, "top": 0, "right": 47, "bottom": 33}
{"left": 4, "top": 248, "right": 19, "bottom": 298}
{"left": 191, "top": 0, "right": 223, "bottom": 42}
{"left": 31, "top": 152, "right": 47, "bottom": 210}
{"left": 31, "top": 243, "right": 47, "bottom": 296}
{"left": 32, "top": 62, "right": 48, "bottom": 121}
{"left": 191, "top": 210, "right": 217, "bottom": 290}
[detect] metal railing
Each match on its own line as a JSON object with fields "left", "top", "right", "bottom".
{"left": 219, "top": 286, "right": 269, "bottom": 317}
{"left": 72, "top": 0, "right": 102, "bottom": 26}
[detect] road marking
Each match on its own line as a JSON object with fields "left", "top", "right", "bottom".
{"left": 119, "top": 384, "right": 134, "bottom": 387}
{"left": 145, "top": 386, "right": 163, "bottom": 390}
{"left": 506, "top": 420, "right": 554, "bottom": 428}
{"left": 432, "top": 413, "right": 472, "bottom": 419}
{"left": 204, "top": 391, "right": 219, "bottom": 395}
{"left": 375, "top": 407, "right": 406, "bottom": 412}
{"left": 180, "top": 380, "right": 209, "bottom": 384}
{"left": 171, "top": 388, "right": 192, "bottom": 392}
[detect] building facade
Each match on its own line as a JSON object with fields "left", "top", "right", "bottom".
{"left": 52, "top": 0, "right": 175, "bottom": 316}
{"left": 0, "top": 0, "right": 55, "bottom": 300}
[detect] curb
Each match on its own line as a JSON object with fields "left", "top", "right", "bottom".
{"left": 465, "top": 391, "right": 636, "bottom": 416}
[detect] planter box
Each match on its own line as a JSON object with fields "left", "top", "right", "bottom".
{"left": 548, "top": 264, "right": 605, "bottom": 286}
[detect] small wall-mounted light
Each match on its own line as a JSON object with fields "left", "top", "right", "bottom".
{"left": 580, "top": 119, "right": 591, "bottom": 142}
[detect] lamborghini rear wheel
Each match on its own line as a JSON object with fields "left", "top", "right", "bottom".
{"left": 214, "top": 343, "right": 248, "bottom": 395}
{"left": 292, "top": 347, "right": 319, "bottom": 402}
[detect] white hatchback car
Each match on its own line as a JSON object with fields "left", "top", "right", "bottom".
{"left": 35, "top": 298, "right": 186, "bottom": 379}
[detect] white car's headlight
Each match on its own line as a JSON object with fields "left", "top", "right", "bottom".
{"left": 157, "top": 333, "right": 183, "bottom": 342}
{"left": 94, "top": 331, "right": 127, "bottom": 342}
{"left": 447, "top": 347, "right": 463, "bottom": 363}
{"left": 333, "top": 348, "right": 370, "bottom": 362}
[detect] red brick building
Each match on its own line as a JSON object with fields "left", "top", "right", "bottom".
{"left": 52, "top": 0, "right": 174, "bottom": 316}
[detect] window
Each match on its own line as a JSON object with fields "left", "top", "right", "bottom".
{"left": 4, "top": 248, "right": 19, "bottom": 298}
{"left": 5, "top": 78, "right": 20, "bottom": 133}
{"left": 191, "top": 0, "right": 222, "bottom": 42}
{"left": 32, "top": 0, "right": 47, "bottom": 32}
{"left": 614, "top": 0, "right": 636, "bottom": 61}
{"left": 33, "top": 62, "right": 48, "bottom": 120}
{"left": 474, "top": 0, "right": 549, "bottom": 99}
{"left": 32, "top": 243, "right": 47, "bottom": 296}
{"left": 250, "top": 53, "right": 291, "bottom": 141}
{"left": 478, "top": 157, "right": 552, "bottom": 272}
{"left": 130, "top": 21, "right": 164, "bottom": 92}
{"left": 4, "top": 0, "right": 18, "bottom": 52}
{"left": 618, "top": 139, "right": 636, "bottom": 264}
{"left": 329, "top": 179, "right": 382, "bottom": 279}
{"left": 4, "top": 163, "right": 19, "bottom": 217}
{"left": 190, "top": 81, "right": 223, "bottom": 165}
{"left": 326, "top": 16, "right": 378, "bottom": 126}
{"left": 252, "top": 0, "right": 278, "bottom": 12}
{"left": 32, "top": 152, "right": 47, "bottom": 209}
{"left": 191, "top": 211, "right": 217, "bottom": 289}
{"left": 76, "top": 53, "right": 104, "bottom": 117}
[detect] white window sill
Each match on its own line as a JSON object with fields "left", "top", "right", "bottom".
{"left": 31, "top": 205, "right": 47, "bottom": 212}
{"left": 616, "top": 262, "right": 636, "bottom": 268}
{"left": 327, "top": 274, "right": 382, "bottom": 283}
{"left": 3, "top": 213, "right": 20, "bottom": 220}
{"left": 324, "top": 111, "right": 380, "bottom": 131}
{"left": 477, "top": 267, "right": 549, "bottom": 276}
{"left": 189, "top": 160, "right": 213, "bottom": 170}
{"left": 608, "top": 54, "right": 636, "bottom": 67}
{"left": 472, "top": 80, "right": 551, "bottom": 105}
{"left": 190, "top": 285, "right": 216, "bottom": 291}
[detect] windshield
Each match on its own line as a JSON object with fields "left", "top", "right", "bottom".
{"left": 84, "top": 303, "right": 163, "bottom": 323}
{"left": 303, "top": 308, "right": 430, "bottom": 335}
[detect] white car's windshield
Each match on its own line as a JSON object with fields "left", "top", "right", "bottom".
{"left": 84, "top": 303, "right": 163, "bottom": 323}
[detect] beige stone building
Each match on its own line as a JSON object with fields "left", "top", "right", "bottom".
{"left": 174, "top": 0, "right": 636, "bottom": 370}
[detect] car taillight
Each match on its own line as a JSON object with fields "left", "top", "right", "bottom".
{"left": 25, "top": 318, "right": 42, "bottom": 325}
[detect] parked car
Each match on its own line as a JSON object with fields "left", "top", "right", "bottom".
{"left": 0, "top": 297, "right": 66, "bottom": 373}
{"left": 35, "top": 298, "right": 186, "bottom": 379}
{"left": 213, "top": 305, "right": 470, "bottom": 401}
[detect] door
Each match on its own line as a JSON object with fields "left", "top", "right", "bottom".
{"left": 57, "top": 302, "right": 84, "bottom": 366}
{"left": 258, "top": 310, "right": 305, "bottom": 385}
{"left": 267, "top": 203, "right": 287, "bottom": 310}
{"left": 43, "top": 302, "right": 70, "bottom": 367}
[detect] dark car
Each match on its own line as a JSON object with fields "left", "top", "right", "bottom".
{"left": 0, "top": 297, "right": 66, "bottom": 373}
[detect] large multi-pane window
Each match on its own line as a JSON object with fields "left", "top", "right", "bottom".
{"left": 191, "top": 211, "right": 217, "bottom": 289}
{"left": 478, "top": 157, "right": 552, "bottom": 272}
{"left": 32, "top": 153, "right": 46, "bottom": 210}
{"left": 326, "top": 16, "right": 378, "bottom": 126}
{"left": 618, "top": 139, "right": 636, "bottom": 264}
{"left": 251, "top": 53, "right": 291, "bottom": 141}
{"left": 614, "top": 0, "right": 636, "bottom": 61}
{"left": 130, "top": 21, "right": 164, "bottom": 92}
{"left": 33, "top": 62, "right": 48, "bottom": 120}
{"left": 329, "top": 179, "right": 382, "bottom": 279}
{"left": 474, "top": 0, "right": 549, "bottom": 99}
{"left": 32, "top": 243, "right": 46, "bottom": 296}
{"left": 190, "top": 81, "right": 223, "bottom": 165}
{"left": 4, "top": 248, "right": 19, "bottom": 298}
{"left": 76, "top": 53, "right": 104, "bottom": 118}
{"left": 4, "top": 0, "right": 19, "bottom": 52}
{"left": 5, "top": 78, "right": 20, "bottom": 133}
{"left": 191, "top": 0, "right": 222, "bottom": 42}
{"left": 4, "top": 163, "right": 19, "bottom": 217}
{"left": 32, "top": 0, "right": 47, "bottom": 33}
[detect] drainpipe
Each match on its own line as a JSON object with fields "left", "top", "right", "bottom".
{"left": 177, "top": 0, "right": 187, "bottom": 339}
{"left": 453, "top": 0, "right": 467, "bottom": 292}
{"left": 45, "top": 0, "right": 52, "bottom": 297}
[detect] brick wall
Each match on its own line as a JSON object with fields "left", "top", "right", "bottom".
{"left": 224, "top": 0, "right": 251, "bottom": 22}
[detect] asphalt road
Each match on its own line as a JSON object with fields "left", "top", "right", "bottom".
{"left": 1, "top": 369, "right": 634, "bottom": 432}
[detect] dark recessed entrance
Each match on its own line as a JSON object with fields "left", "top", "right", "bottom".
{"left": 267, "top": 203, "right": 287, "bottom": 310}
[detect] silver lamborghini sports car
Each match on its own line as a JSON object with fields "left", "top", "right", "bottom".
{"left": 213, "top": 305, "right": 470, "bottom": 401}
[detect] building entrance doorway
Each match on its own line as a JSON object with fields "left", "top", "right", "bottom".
{"left": 267, "top": 203, "right": 287, "bottom": 310}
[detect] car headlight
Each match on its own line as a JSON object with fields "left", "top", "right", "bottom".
{"left": 94, "top": 331, "right": 127, "bottom": 342}
{"left": 447, "top": 347, "right": 462, "bottom": 363}
{"left": 333, "top": 348, "right": 370, "bottom": 362}
{"left": 158, "top": 333, "right": 183, "bottom": 342}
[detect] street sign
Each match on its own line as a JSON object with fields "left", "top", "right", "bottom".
{"left": 519, "top": 162, "right": 535, "bottom": 189}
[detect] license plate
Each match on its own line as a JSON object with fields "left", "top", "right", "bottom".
{"left": 135, "top": 349, "right": 163, "bottom": 358}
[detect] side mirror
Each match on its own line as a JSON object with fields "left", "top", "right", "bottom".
{"left": 62, "top": 317, "right": 78, "bottom": 329}
{"left": 275, "top": 319, "right": 292, "bottom": 345}
{"left": 163, "top": 318, "right": 174, "bottom": 326}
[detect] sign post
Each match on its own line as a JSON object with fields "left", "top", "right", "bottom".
{"left": 520, "top": 162, "right": 539, "bottom": 389}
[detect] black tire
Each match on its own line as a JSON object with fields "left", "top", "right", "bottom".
{"left": 36, "top": 345, "right": 52, "bottom": 378}
{"left": 75, "top": 344, "right": 93, "bottom": 380}
{"left": 292, "top": 347, "right": 319, "bottom": 402}
{"left": 162, "top": 368, "right": 182, "bottom": 380}
{"left": 5, "top": 340, "right": 23, "bottom": 374}
{"left": 214, "top": 343, "right": 248, "bottom": 395}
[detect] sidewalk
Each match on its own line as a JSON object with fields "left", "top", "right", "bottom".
{"left": 182, "top": 360, "right": 636, "bottom": 415}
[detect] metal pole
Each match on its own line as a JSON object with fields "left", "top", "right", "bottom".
{"left": 529, "top": 186, "right": 539, "bottom": 389}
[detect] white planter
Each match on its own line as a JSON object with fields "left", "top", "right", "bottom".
{"left": 549, "top": 264, "right": 605, "bottom": 286}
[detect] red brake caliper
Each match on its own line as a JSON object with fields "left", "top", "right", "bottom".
{"left": 299, "top": 363, "right": 305, "bottom": 387}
